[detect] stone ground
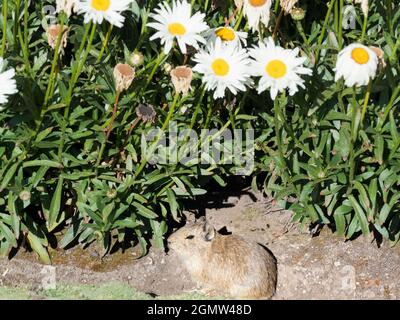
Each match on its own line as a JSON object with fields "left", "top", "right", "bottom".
{"left": 0, "top": 189, "right": 399, "bottom": 299}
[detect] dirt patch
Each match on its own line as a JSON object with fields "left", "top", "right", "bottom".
{"left": 1, "top": 190, "right": 400, "bottom": 299}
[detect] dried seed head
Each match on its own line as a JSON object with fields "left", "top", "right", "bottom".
{"left": 290, "top": 7, "right": 306, "bottom": 20}
{"left": 136, "top": 104, "right": 157, "bottom": 124}
{"left": 56, "top": 0, "right": 75, "bottom": 17}
{"left": 114, "top": 63, "right": 135, "bottom": 92}
{"left": 369, "top": 46, "right": 386, "bottom": 71}
{"left": 129, "top": 51, "right": 144, "bottom": 66}
{"left": 46, "top": 24, "right": 69, "bottom": 54}
{"left": 280, "top": 0, "right": 299, "bottom": 14}
{"left": 170, "top": 66, "right": 193, "bottom": 95}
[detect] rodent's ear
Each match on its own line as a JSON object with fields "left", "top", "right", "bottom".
{"left": 203, "top": 222, "right": 215, "bottom": 242}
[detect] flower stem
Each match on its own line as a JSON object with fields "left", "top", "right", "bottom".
{"left": 0, "top": 0, "right": 7, "bottom": 56}
{"left": 315, "top": 0, "right": 337, "bottom": 64}
{"left": 377, "top": 85, "right": 400, "bottom": 132}
{"left": 95, "top": 91, "right": 121, "bottom": 170}
{"left": 134, "top": 94, "right": 180, "bottom": 178}
{"left": 360, "top": 9, "right": 369, "bottom": 41}
{"left": 338, "top": 0, "right": 344, "bottom": 49}
{"left": 272, "top": 9, "right": 284, "bottom": 40}
{"left": 348, "top": 88, "right": 360, "bottom": 187}
{"left": 97, "top": 24, "right": 113, "bottom": 63}
{"left": 360, "top": 80, "right": 372, "bottom": 124}
{"left": 273, "top": 94, "right": 290, "bottom": 185}
{"left": 34, "top": 16, "right": 67, "bottom": 139}
{"left": 58, "top": 22, "right": 96, "bottom": 161}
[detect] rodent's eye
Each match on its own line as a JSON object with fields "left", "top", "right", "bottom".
{"left": 185, "top": 235, "right": 195, "bottom": 240}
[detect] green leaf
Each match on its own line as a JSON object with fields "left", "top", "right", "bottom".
{"left": 27, "top": 232, "right": 51, "bottom": 265}
{"left": 166, "top": 189, "right": 179, "bottom": 222}
{"left": 48, "top": 177, "right": 65, "bottom": 232}
{"left": 0, "top": 161, "right": 20, "bottom": 191}
{"left": 348, "top": 195, "right": 369, "bottom": 235}
{"left": 132, "top": 201, "right": 158, "bottom": 219}
{"left": 0, "top": 222, "right": 17, "bottom": 248}
{"left": 23, "top": 160, "right": 63, "bottom": 169}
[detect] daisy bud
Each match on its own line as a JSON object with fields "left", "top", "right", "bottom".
{"left": 280, "top": 0, "right": 299, "bottom": 14}
{"left": 369, "top": 46, "right": 386, "bottom": 71}
{"left": 170, "top": 66, "right": 193, "bottom": 95}
{"left": 46, "top": 24, "right": 69, "bottom": 54}
{"left": 113, "top": 63, "right": 135, "bottom": 92}
{"left": 129, "top": 51, "right": 144, "bottom": 67}
{"left": 290, "top": 7, "right": 306, "bottom": 20}
{"left": 56, "top": 0, "right": 75, "bottom": 18}
{"left": 162, "top": 62, "right": 173, "bottom": 75}
{"left": 107, "top": 189, "right": 117, "bottom": 199}
{"left": 19, "top": 190, "right": 31, "bottom": 202}
{"left": 136, "top": 104, "right": 157, "bottom": 124}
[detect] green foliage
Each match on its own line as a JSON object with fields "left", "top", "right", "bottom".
{"left": 253, "top": 1, "right": 400, "bottom": 243}
{"left": 0, "top": 0, "right": 399, "bottom": 264}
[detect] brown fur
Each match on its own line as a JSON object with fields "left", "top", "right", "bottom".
{"left": 168, "top": 217, "right": 277, "bottom": 299}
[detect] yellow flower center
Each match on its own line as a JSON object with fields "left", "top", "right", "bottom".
{"left": 168, "top": 23, "right": 186, "bottom": 36}
{"left": 266, "top": 59, "right": 287, "bottom": 79}
{"left": 212, "top": 58, "right": 230, "bottom": 76}
{"left": 91, "top": 0, "right": 110, "bottom": 11}
{"left": 351, "top": 47, "right": 370, "bottom": 65}
{"left": 215, "top": 27, "right": 236, "bottom": 41}
{"left": 249, "top": 0, "right": 267, "bottom": 7}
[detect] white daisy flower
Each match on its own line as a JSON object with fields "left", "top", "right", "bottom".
{"left": 249, "top": 37, "right": 312, "bottom": 100}
{"left": 74, "top": 0, "right": 132, "bottom": 28}
{"left": 147, "top": 0, "right": 209, "bottom": 54}
{"left": 243, "top": 0, "right": 273, "bottom": 32}
{"left": 206, "top": 26, "right": 247, "bottom": 48}
{"left": 193, "top": 38, "right": 252, "bottom": 99}
{"left": 335, "top": 43, "right": 378, "bottom": 87}
{"left": 0, "top": 58, "right": 18, "bottom": 105}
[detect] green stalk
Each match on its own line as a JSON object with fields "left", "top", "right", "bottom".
{"left": 315, "top": 0, "right": 337, "bottom": 64}
{"left": 0, "top": 0, "right": 7, "bottom": 56}
{"left": 95, "top": 91, "right": 121, "bottom": 170}
{"left": 134, "top": 94, "right": 180, "bottom": 178}
{"left": 188, "top": 87, "right": 206, "bottom": 131}
{"left": 348, "top": 88, "right": 360, "bottom": 186}
{"left": 274, "top": 0, "right": 280, "bottom": 13}
{"left": 43, "top": 17, "right": 66, "bottom": 107}
{"left": 338, "top": 0, "right": 344, "bottom": 49}
{"left": 296, "top": 20, "right": 309, "bottom": 46}
{"left": 34, "top": 15, "right": 67, "bottom": 138}
{"left": 273, "top": 94, "right": 290, "bottom": 185}
{"left": 17, "top": 0, "right": 32, "bottom": 75}
{"left": 360, "top": 80, "right": 372, "bottom": 124}
{"left": 58, "top": 23, "right": 96, "bottom": 161}
{"left": 233, "top": 7, "right": 244, "bottom": 31}
{"left": 377, "top": 85, "right": 400, "bottom": 132}
{"left": 360, "top": 6, "right": 369, "bottom": 42}
{"left": 96, "top": 24, "right": 113, "bottom": 63}
{"left": 13, "top": 0, "right": 20, "bottom": 47}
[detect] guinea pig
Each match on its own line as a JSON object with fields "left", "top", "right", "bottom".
{"left": 167, "top": 217, "right": 277, "bottom": 299}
